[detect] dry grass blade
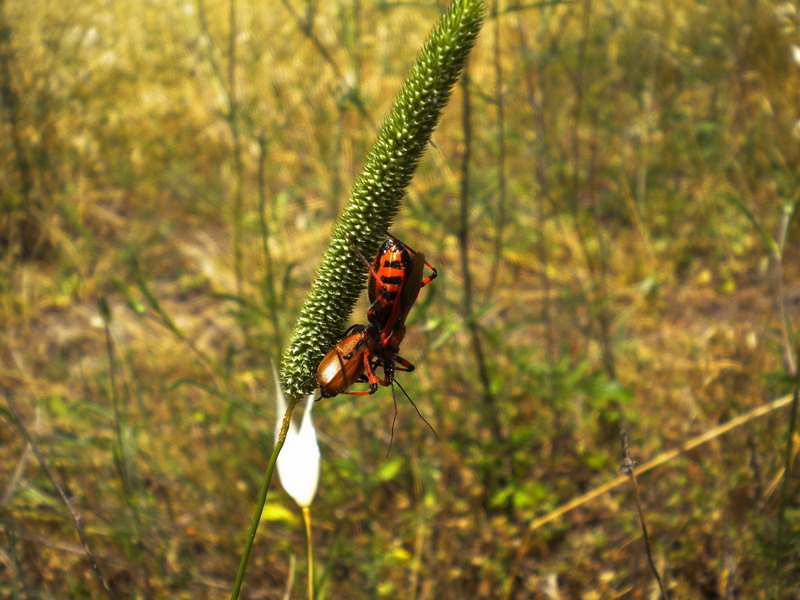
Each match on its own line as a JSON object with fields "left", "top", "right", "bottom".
{"left": 505, "top": 393, "right": 795, "bottom": 597}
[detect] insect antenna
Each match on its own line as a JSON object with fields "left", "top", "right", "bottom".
{"left": 386, "top": 383, "right": 399, "bottom": 458}
{"left": 350, "top": 241, "right": 376, "bottom": 272}
{"left": 296, "top": 371, "right": 327, "bottom": 402}
{"left": 395, "top": 379, "right": 439, "bottom": 440}
{"left": 299, "top": 371, "right": 316, "bottom": 388}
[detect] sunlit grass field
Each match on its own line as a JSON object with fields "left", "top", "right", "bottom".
{"left": 2, "top": 0, "right": 799, "bottom": 597}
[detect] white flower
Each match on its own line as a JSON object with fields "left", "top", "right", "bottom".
{"left": 792, "top": 45, "right": 800, "bottom": 67}
{"left": 273, "top": 364, "right": 320, "bottom": 508}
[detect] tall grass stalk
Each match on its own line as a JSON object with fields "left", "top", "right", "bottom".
{"left": 99, "top": 299, "right": 160, "bottom": 596}
{"left": 515, "top": 10, "right": 557, "bottom": 363}
{"left": 229, "top": 0, "right": 245, "bottom": 300}
{"left": 196, "top": 0, "right": 246, "bottom": 296}
{"left": 98, "top": 299, "right": 146, "bottom": 547}
{"left": 571, "top": 0, "right": 617, "bottom": 380}
{"left": 281, "top": 0, "right": 486, "bottom": 397}
{"left": 126, "top": 261, "right": 217, "bottom": 376}
{"left": 257, "top": 133, "right": 284, "bottom": 359}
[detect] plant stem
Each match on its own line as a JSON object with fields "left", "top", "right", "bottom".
{"left": 457, "top": 71, "right": 505, "bottom": 451}
{"left": 257, "top": 133, "right": 284, "bottom": 359}
{"left": 230, "top": 396, "right": 299, "bottom": 600}
{"left": 772, "top": 203, "right": 798, "bottom": 597}
{"left": 621, "top": 429, "right": 668, "bottom": 599}
{"left": 100, "top": 301, "right": 141, "bottom": 522}
{"left": 302, "top": 506, "right": 314, "bottom": 600}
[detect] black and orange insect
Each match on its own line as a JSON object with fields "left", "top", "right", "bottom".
{"left": 355, "top": 235, "right": 437, "bottom": 345}
{"left": 314, "top": 235, "right": 440, "bottom": 441}
{"left": 316, "top": 234, "right": 436, "bottom": 398}
{"left": 365, "top": 276, "right": 419, "bottom": 379}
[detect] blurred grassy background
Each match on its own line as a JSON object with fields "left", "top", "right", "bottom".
{"left": 2, "top": 0, "right": 800, "bottom": 597}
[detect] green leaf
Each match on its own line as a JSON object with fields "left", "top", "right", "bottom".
{"left": 375, "top": 456, "right": 404, "bottom": 482}
{"left": 260, "top": 502, "right": 298, "bottom": 525}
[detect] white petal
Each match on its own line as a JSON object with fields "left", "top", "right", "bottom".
{"left": 273, "top": 386, "right": 320, "bottom": 508}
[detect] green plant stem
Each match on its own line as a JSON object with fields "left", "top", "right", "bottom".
{"left": 99, "top": 300, "right": 153, "bottom": 595}
{"left": 230, "top": 395, "right": 299, "bottom": 600}
{"left": 229, "top": 10, "right": 245, "bottom": 300}
{"left": 100, "top": 301, "right": 138, "bottom": 517}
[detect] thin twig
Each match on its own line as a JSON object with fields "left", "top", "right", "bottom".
{"left": 195, "top": 0, "right": 245, "bottom": 295}
{"left": 515, "top": 9, "right": 558, "bottom": 362}
{"left": 620, "top": 429, "right": 669, "bottom": 599}
{"left": 1, "top": 383, "right": 116, "bottom": 599}
{"left": 458, "top": 72, "right": 505, "bottom": 450}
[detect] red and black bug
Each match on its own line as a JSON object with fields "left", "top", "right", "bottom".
{"left": 354, "top": 234, "right": 437, "bottom": 345}
{"left": 314, "top": 243, "right": 439, "bottom": 441}
{"left": 316, "top": 234, "right": 436, "bottom": 399}
{"left": 315, "top": 323, "right": 416, "bottom": 397}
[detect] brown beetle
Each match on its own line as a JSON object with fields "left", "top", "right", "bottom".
{"left": 315, "top": 325, "right": 378, "bottom": 398}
